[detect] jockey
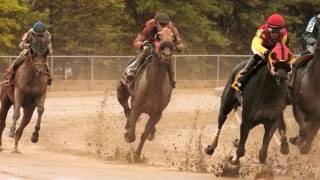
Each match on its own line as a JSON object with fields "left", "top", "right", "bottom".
{"left": 126, "top": 12, "right": 184, "bottom": 87}
{"left": 303, "top": 14, "right": 320, "bottom": 54}
{"left": 233, "top": 13, "right": 288, "bottom": 92}
{"left": 5, "top": 21, "right": 53, "bottom": 85}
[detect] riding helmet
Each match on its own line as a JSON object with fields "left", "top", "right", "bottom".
{"left": 266, "top": 14, "right": 285, "bottom": 28}
{"left": 32, "top": 21, "right": 46, "bottom": 34}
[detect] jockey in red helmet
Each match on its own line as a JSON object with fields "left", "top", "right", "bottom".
{"left": 233, "top": 13, "right": 288, "bottom": 92}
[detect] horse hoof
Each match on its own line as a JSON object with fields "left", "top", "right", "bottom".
{"left": 280, "top": 142, "right": 289, "bottom": 155}
{"left": 124, "top": 132, "right": 135, "bottom": 143}
{"left": 205, "top": 145, "right": 215, "bottom": 155}
{"left": 233, "top": 138, "right": 239, "bottom": 147}
{"left": 228, "top": 156, "right": 240, "bottom": 165}
{"left": 289, "top": 136, "right": 303, "bottom": 146}
{"left": 300, "top": 144, "right": 311, "bottom": 154}
{"left": 259, "top": 150, "right": 267, "bottom": 163}
{"left": 147, "top": 133, "right": 155, "bottom": 141}
{"left": 133, "top": 152, "right": 141, "bottom": 162}
{"left": 31, "top": 134, "right": 39, "bottom": 143}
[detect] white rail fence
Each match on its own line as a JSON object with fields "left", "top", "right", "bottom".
{"left": 0, "top": 55, "right": 251, "bottom": 90}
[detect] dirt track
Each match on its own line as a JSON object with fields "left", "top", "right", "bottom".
{"left": 0, "top": 89, "right": 319, "bottom": 179}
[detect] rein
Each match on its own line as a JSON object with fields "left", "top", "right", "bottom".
{"left": 27, "top": 49, "right": 47, "bottom": 75}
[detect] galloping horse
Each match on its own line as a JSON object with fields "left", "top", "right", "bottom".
{"left": 205, "top": 43, "right": 293, "bottom": 165}
{"left": 117, "top": 27, "right": 176, "bottom": 159}
{"left": 289, "top": 33, "right": 320, "bottom": 154}
{"left": 0, "top": 35, "right": 49, "bottom": 152}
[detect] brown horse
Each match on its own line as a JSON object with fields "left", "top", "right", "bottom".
{"left": 289, "top": 34, "right": 320, "bottom": 154}
{"left": 205, "top": 43, "right": 293, "bottom": 165}
{"left": 0, "top": 38, "right": 48, "bottom": 152}
{"left": 117, "top": 27, "right": 176, "bottom": 159}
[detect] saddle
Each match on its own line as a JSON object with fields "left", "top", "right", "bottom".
{"left": 231, "top": 60, "right": 266, "bottom": 91}
{"left": 120, "top": 55, "right": 153, "bottom": 90}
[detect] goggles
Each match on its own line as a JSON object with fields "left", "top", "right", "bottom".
{"left": 267, "top": 27, "right": 283, "bottom": 34}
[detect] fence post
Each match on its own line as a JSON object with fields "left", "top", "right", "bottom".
{"left": 216, "top": 56, "right": 220, "bottom": 88}
{"left": 90, "top": 57, "right": 94, "bottom": 90}
{"left": 50, "top": 56, "right": 54, "bottom": 91}
{"left": 174, "top": 56, "right": 177, "bottom": 82}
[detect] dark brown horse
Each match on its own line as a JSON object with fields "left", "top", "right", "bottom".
{"left": 117, "top": 27, "right": 176, "bottom": 159}
{"left": 0, "top": 37, "right": 48, "bottom": 152}
{"left": 289, "top": 34, "right": 320, "bottom": 154}
{"left": 205, "top": 43, "right": 293, "bottom": 165}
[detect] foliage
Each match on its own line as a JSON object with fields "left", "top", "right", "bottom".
{"left": 1, "top": 0, "right": 320, "bottom": 55}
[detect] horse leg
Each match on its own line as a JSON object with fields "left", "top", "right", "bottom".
{"left": 290, "top": 105, "right": 307, "bottom": 146}
{"left": 206, "top": 87, "right": 237, "bottom": 155}
{"left": 31, "top": 95, "right": 46, "bottom": 143}
{"left": 0, "top": 96, "right": 12, "bottom": 151}
{"left": 147, "top": 113, "right": 163, "bottom": 141}
{"left": 117, "top": 81, "right": 131, "bottom": 129}
{"left": 124, "top": 109, "right": 140, "bottom": 143}
{"left": 299, "top": 121, "right": 320, "bottom": 154}
{"left": 13, "top": 105, "right": 36, "bottom": 153}
{"left": 278, "top": 115, "right": 289, "bottom": 154}
{"left": 135, "top": 113, "right": 162, "bottom": 160}
{"left": 147, "top": 125, "right": 156, "bottom": 141}
{"left": 259, "top": 119, "right": 279, "bottom": 163}
{"left": 9, "top": 90, "right": 24, "bottom": 138}
{"left": 230, "top": 121, "right": 251, "bottom": 165}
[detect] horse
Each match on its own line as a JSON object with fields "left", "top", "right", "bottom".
{"left": 0, "top": 34, "right": 49, "bottom": 152}
{"left": 289, "top": 33, "right": 320, "bottom": 154}
{"left": 205, "top": 43, "right": 293, "bottom": 165}
{"left": 117, "top": 27, "right": 176, "bottom": 160}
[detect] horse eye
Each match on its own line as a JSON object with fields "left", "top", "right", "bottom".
{"left": 155, "top": 34, "right": 161, "bottom": 41}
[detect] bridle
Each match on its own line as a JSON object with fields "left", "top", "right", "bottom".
{"left": 27, "top": 49, "right": 48, "bottom": 76}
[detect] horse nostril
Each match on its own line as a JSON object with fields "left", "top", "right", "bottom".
{"left": 162, "top": 51, "right": 172, "bottom": 57}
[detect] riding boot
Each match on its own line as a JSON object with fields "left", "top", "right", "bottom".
{"left": 45, "top": 64, "right": 53, "bottom": 85}
{"left": 126, "top": 47, "right": 151, "bottom": 81}
{"left": 3, "top": 55, "right": 25, "bottom": 83}
{"left": 234, "top": 54, "right": 262, "bottom": 91}
{"left": 169, "top": 60, "right": 176, "bottom": 88}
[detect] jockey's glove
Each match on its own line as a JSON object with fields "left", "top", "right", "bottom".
{"left": 23, "top": 44, "right": 31, "bottom": 49}
{"left": 306, "top": 37, "right": 317, "bottom": 46}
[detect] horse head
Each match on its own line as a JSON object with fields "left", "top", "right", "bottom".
{"left": 154, "top": 27, "right": 176, "bottom": 64}
{"left": 28, "top": 32, "right": 49, "bottom": 76}
{"left": 267, "top": 42, "right": 294, "bottom": 84}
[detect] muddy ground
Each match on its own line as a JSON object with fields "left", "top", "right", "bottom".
{"left": 0, "top": 89, "right": 319, "bottom": 179}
